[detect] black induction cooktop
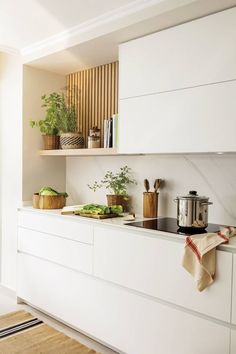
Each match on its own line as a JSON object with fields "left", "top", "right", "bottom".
{"left": 126, "top": 217, "right": 221, "bottom": 236}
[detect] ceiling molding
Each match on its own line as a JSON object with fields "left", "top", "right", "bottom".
{"left": 0, "top": 45, "right": 20, "bottom": 56}
{"left": 21, "top": 0, "right": 195, "bottom": 62}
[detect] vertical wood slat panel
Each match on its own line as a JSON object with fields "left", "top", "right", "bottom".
{"left": 86, "top": 69, "right": 89, "bottom": 146}
{"left": 95, "top": 66, "right": 98, "bottom": 128}
{"left": 67, "top": 61, "right": 118, "bottom": 148}
{"left": 82, "top": 70, "right": 86, "bottom": 146}
{"left": 111, "top": 62, "right": 115, "bottom": 114}
{"left": 115, "top": 62, "right": 118, "bottom": 114}
{"left": 98, "top": 65, "right": 102, "bottom": 141}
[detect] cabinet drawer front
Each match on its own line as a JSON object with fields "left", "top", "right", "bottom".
{"left": 18, "top": 227, "right": 93, "bottom": 274}
{"left": 18, "top": 253, "right": 230, "bottom": 354}
{"left": 119, "top": 8, "right": 236, "bottom": 99}
{"left": 94, "top": 226, "right": 232, "bottom": 322}
{"left": 119, "top": 80, "right": 236, "bottom": 154}
{"left": 18, "top": 211, "right": 93, "bottom": 244}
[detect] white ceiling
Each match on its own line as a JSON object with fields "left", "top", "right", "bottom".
{"left": 1, "top": 0, "right": 236, "bottom": 74}
{"left": 0, "top": 0, "right": 135, "bottom": 50}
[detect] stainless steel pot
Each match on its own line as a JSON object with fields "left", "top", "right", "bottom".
{"left": 174, "top": 191, "right": 213, "bottom": 229}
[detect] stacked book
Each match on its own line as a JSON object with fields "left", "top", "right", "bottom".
{"left": 103, "top": 113, "right": 118, "bottom": 148}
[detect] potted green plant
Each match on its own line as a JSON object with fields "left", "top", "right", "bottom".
{"left": 30, "top": 92, "right": 62, "bottom": 150}
{"left": 57, "top": 94, "right": 84, "bottom": 149}
{"left": 88, "top": 166, "right": 137, "bottom": 211}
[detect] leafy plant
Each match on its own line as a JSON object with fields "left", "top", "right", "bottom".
{"left": 88, "top": 166, "right": 137, "bottom": 195}
{"left": 30, "top": 92, "right": 62, "bottom": 135}
{"left": 57, "top": 94, "right": 78, "bottom": 133}
{"left": 30, "top": 91, "right": 78, "bottom": 135}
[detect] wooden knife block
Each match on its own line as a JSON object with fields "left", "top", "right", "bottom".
{"left": 143, "top": 192, "right": 158, "bottom": 218}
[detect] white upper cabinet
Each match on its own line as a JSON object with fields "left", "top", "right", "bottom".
{"left": 118, "top": 7, "right": 236, "bottom": 153}
{"left": 119, "top": 8, "right": 236, "bottom": 99}
{"left": 119, "top": 80, "right": 236, "bottom": 153}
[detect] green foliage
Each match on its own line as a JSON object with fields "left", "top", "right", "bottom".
{"left": 30, "top": 91, "right": 78, "bottom": 135}
{"left": 30, "top": 92, "right": 62, "bottom": 135}
{"left": 39, "top": 186, "right": 68, "bottom": 197}
{"left": 57, "top": 94, "right": 78, "bottom": 133}
{"left": 88, "top": 166, "right": 137, "bottom": 195}
{"left": 76, "top": 204, "right": 111, "bottom": 215}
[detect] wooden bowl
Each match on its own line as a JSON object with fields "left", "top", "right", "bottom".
{"left": 33, "top": 194, "right": 66, "bottom": 209}
{"left": 39, "top": 195, "right": 66, "bottom": 209}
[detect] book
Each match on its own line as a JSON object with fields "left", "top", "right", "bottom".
{"left": 108, "top": 118, "right": 113, "bottom": 148}
{"left": 104, "top": 119, "right": 108, "bottom": 148}
{"left": 104, "top": 114, "right": 118, "bottom": 148}
{"left": 112, "top": 113, "right": 118, "bottom": 148}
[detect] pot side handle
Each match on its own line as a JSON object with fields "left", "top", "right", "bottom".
{"left": 201, "top": 202, "right": 213, "bottom": 206}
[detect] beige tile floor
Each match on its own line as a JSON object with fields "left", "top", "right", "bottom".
{"left": 0, "top": 285, "right": 118, "bottom": 354}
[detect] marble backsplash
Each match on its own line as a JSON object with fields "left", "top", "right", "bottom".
{"left": 66, "top": 154, "right": 236, "bottom": 226}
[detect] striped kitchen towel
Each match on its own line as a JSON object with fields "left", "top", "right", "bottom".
{"left": 182, "top": 226, "right": 236, "bottom": 291}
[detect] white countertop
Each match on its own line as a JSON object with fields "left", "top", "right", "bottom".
{"left": 18, "top": 206, "right": 236, "bottom": 253}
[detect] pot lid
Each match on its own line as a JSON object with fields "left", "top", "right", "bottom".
{"left": 176, "top": 190, "right": 209, "bottom": 201}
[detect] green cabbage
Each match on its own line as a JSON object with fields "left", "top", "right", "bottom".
{"left": 39, "top": 187, "right": 68, "bottom": 197}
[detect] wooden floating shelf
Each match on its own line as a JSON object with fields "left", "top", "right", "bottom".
{"left": 39, "top": 148, "right": 119, "bottom": 157}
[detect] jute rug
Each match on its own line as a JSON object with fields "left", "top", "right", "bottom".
{"left": 0, "top": 310, "right": 100, "bottom": 353}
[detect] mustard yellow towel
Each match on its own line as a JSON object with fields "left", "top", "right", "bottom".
{"left": 182, "top": 226, "right": 236, "bottom": 291}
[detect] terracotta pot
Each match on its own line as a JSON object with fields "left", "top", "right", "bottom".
{"left": 106, "top": 194, "right": 130, "bottom": 212}
{"left": 42, "top": 135, "right": 60, "bottom": 150}
{"left": 60, "top": 132, "right": 84, "bottom": 149}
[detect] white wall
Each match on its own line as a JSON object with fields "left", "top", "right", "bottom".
{"left": 0, "top": 51, "right": 22, "bottom": 289}
{"left": 66, "top": 154, "right": 236, "bottom": 226}
{"left": 0, "top": 62, "right": 66, "bottom": 291}
{"left": 23, "top": 65, "right": 66, "bottom": 201}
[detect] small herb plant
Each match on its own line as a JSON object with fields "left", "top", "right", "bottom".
{"left": 30, "top": 91, "right": 78, "bottom": 135}
{"left": 30, "top": 92, "right": 62, "bottom": 135}
{"left": 57, "top": 94, "right": 78, "bottom": 133}
{"left": 88, "top": 166, "right": 137, "bottom": 195}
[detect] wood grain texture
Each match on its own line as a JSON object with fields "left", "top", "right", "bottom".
{"left": 143, "top": 192, "right": 158, "bottom": 218}
{"left": 67, "top": 62, "right": 118, "bottom": 148}
{"left": 38, "top": 195, "right": 66, "bottom": 209}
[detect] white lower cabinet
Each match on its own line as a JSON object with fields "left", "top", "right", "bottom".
{"left": 18, "top": 253, "right": 230, "bottom": 354}
{"left": 18, "top": 227, "right": 93, "bottom": 274}
{"left": 94, "top": 226, "right": 232, "bottom": 322}
{"left": 231, "top": 330, "right": 236, "bottom": 354}
{"left": 18, "top": 211, "right": 93, "bottom": 244}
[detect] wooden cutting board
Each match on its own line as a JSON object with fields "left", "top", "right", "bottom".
{"left": 75, "top": 213, "right": 119, "bottom": 219}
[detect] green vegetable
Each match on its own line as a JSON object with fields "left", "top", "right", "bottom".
{"left": 39, "top": 186, "right": 68, "bottom": 197}
{"left": 75, "top": 204, "right": 123, "bottom": 216}
{"left": 40, "top": 190, "right": 58, "bottom": 196}
{"left": 110, "top": 205, "right": 123, "bottom": 214}
{"left": 75, "top": 204, "right": 110, "bottom": 215}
